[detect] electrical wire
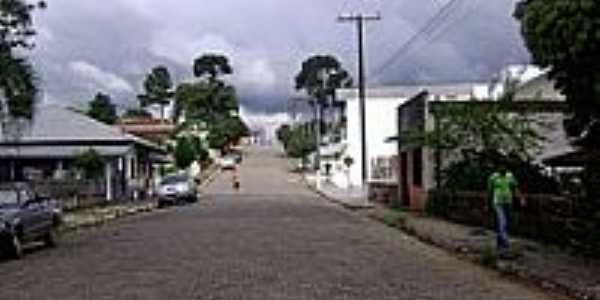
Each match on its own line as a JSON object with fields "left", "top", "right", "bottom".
{"left": 369, "top": 0, "right": 463, "bottom": 79}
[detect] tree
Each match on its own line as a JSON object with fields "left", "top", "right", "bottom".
{"left": 174, "top": 81, "right": 212, "bottom": 122}
{"left": 0, "top": 0, "right": 46, "bottom": 120}
{"left": 420, "top": 102, "right": 546, "bottom": 161}
{"left": 515, "top": 1, "right": 600, "bottom": 142}
{"left": 177, "top": 54, "right": 239, "bottom": 124}
{"left": 174, "top": 137, "right": 196, "bottom": 169}
{"left": 294, "top": 55, "right": 352, "bottom": 138}
{"left": 295, "top": 55, "right": 353, "bottom": 100}
{"left": 285, "top": 125, "right": 316, "bottom": 159}
{"left": 189, "top": 136, "right": 209, "bottom": 162}
{"left": 122, "top": 108, "right": 152, "bottom": 118}
{"left": 193, "top": 53, "right": 233, "bottom": 82}
{"left": 139, "top": 66, "right": 173, "bottom": 121}
{"left": 278, "top": 122, "right": 317, "bottom": 160}
{"left": 408, "top": 100, "right": 550, "bottom": 195}
{"left": 74, "top": 148, "right": 105, "bottom": 179}
{"left": 276, "top": 124, "right": 292, "bottom": 147}
{"left": 87, "top": 92, "right": 117, "bottom": 125}
{"left": 207, "top": 116, "right": 249, "bottom": 151}
{"left": 515, "top": 0, "right": 600, "bottom": 254}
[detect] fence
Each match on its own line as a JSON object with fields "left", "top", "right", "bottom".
{"left": 31, "top": 179, "right": 108, "bottom": 212}
{"left": 427, "top": 190, "right": 590, "bottom": 247}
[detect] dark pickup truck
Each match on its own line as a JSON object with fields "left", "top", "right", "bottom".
{"left": 0, "top": 185, "right": 62, "bottom": 259}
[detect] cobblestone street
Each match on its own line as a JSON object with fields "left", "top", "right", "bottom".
{"left": 0, "top": 147, "right": 560, "bottom": 299}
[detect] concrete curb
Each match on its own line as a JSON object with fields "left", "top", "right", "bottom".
{"left": 60, "top": 201, "right": 158, "bottom": 233}
{"left": 61, "top": 163, "right": 223, "bottom": 233}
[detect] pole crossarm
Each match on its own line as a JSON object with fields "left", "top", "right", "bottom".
{"left": 337, "top": 13, "right": 381, "bottom": 22}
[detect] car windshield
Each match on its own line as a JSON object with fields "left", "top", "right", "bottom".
{"left": 0, "top": 190, "right": 19, "bottom": 208}
{"left": 161, "top": 175, "right": 187, "bottom": 185}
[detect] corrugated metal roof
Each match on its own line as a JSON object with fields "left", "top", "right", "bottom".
{"left": 336, "top": 82, "right": 487, "bottom": 100}
{"left": 0, "top": 106, "right": 129, "bottom": 143}
{"left": 0, "top": 106, "right": 166, "bottom": 154}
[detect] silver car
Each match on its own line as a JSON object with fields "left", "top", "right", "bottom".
{"left": 156, "top": 174, "right": 198, "bottom": 208}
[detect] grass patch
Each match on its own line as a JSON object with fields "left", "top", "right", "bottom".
{"left": 480, "top": 244, "right": 498, "bottom": 267}
{"left": 381, "top": 213, "right": 400, "bottom": 228}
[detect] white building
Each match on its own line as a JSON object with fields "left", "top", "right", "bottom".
{"left": 488, "top": 64, "right": 545, "bottom": 100}
{"left": 331, "top": 83, "right": 489, "bottom": 188}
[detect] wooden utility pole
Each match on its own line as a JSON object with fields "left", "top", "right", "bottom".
{"left": 338, "top": 13, "right": 380, "bottom": 184}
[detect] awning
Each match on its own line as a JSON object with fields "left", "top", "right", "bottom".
{"left": 0, "top": 145, "right": 132, "bottom": 159}
{"left": 148, "top": 152, "right": 173, "bottom": 164}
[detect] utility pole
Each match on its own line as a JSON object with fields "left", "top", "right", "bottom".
{"left": 338, "top": 13, "right": 380, "bottom": 185}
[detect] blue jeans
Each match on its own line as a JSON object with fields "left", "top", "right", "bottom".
{"left": 494, "top": 204, "right": 511, "bottom": 252}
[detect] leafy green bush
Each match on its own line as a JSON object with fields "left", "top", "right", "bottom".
{"left": 441, "top": 151, "right": 559, "bottom": 194}
{"left": 480, "top": 245, "right": 498, "bottom": 267}
{"left": 174, "top": 138, "right": 196, "bottom": 169}
{"left": 426, "top": 190, "right": 451, "bottom": 218}
{"left": 74, "top": 149, "right": 105, "bottom": 179}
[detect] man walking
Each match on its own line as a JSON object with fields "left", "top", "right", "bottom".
{"left": 488, "top": 163, "right": 524, "bottom": 257}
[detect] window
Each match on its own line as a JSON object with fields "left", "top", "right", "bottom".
{"left": 0, "top": 190, "right": 18, "bottom": 208}
{"left": 412, "top": 149, "right": 423, "bottom": 187}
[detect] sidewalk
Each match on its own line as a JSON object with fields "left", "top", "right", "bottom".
{"left": 61, "top": 200, "right": 157, "bottom": 232}
{"left": 307, "top": 181, "right": 600, "bottom": 300}
{"left": 304, "top": 173, "right": 373, "bottom": 209}
{"left": 61, "top": 165, "right": 222, "bottom": 232}
{"left": 368, "top": 205, "right": 600, "bottom": 300}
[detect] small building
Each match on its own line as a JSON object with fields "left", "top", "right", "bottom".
{"left": 116, "top": 117, "right": 176, "bottom": 145}
{"left": 0, "top": 106, "right": 168, "bottom": 201}
{"left": 333, "top": 83, "right": 489, "bottom": 189}
{"left": 396, "top": 89, "right": 568, "bottom": 211}
{"left": 512, "top": 72, "right": 566, "bottom": 102}
{"left": 488, "top": 64, "right": 545, "bottom": 100}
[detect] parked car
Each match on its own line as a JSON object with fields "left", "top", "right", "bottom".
{"left": 219, "top": 155, "right": 237, "bottom": 170}
{"left": 0, "top": 185, "right": 63, "bottom": 259}
{"left": 156, "top": 174, "right": 198, "bottom": 208}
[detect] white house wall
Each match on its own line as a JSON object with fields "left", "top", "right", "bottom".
{"left": 345, "top": 96, "right": 407, "bottom": 186}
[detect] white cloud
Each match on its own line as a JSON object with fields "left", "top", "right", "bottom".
{"left": 69, "top": 61, "right": 134, "bottom": 93}
{"left": 32, "top": 0, "right": 529, "bottom": 113}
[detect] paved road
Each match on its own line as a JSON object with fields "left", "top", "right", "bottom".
{"left": 0, "top": 147, "right": 558, "bottom": 300}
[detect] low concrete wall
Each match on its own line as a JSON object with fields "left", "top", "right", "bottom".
{"left": 368, "top": 181, "right": 398, "bottom": 205}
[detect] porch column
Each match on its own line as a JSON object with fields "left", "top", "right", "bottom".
{"left": 105, "top": 161, "right": 113, "bottom": 202}
{"left": 55, "top": 160, "right": 65, "bottom": 180}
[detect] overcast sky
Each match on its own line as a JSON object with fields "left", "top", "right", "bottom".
{"left": 29, "top": 0, "right": 529, "bottom": 114}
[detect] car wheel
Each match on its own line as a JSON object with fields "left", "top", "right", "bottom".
{"left": 44, "top": 227, "right": 58, "bottom": 248}
{"left": 10, "top": 234, "right": 23, "bottom": 259}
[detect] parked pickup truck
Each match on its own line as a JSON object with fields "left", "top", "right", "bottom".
{"left": 0, "top": 184, "right": 62, "bottom": 259}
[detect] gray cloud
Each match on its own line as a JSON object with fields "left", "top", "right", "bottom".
{"left": 28, "top": 0, "right": 529, "bottom": 114}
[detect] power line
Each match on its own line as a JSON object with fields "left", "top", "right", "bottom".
{"left": 383, "top": 0, "right": 482, "bottom": 84}
{"left": 371, "top": 0, "right": 462, "bottom": 78}
{"left": 370, "top": 0, "right": 462, "bottom": 79}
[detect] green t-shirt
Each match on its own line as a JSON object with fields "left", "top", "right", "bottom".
{"left": 488, "top": 172, "right": 517, "bottom": 205}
